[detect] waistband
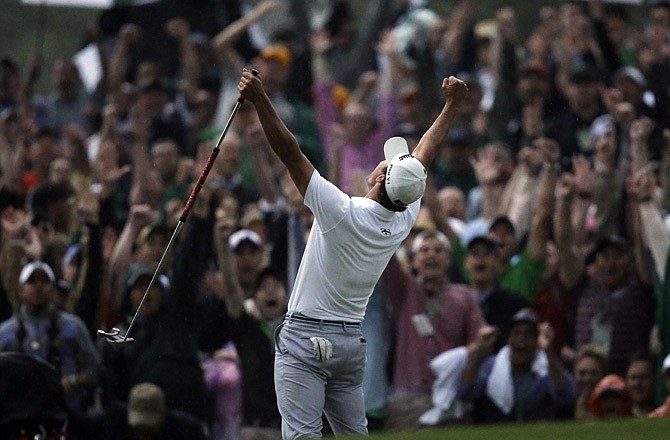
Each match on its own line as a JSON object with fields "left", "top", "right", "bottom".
{"left": 284, "top": 313, "right": 361, "bottom": 328}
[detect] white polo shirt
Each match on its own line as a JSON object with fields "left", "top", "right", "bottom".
{"left": 287, "top": 170, "right": 420, "bottom": 322}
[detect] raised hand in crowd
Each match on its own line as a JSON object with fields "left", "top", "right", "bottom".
{"left": 467, "top": 325, "right": 499, "bottom": 360}
{"left": 593, "top": 129, "right": 618, "bottom": 174}
{"left": 629, "top": 116, "right": 655, "bottom": 172}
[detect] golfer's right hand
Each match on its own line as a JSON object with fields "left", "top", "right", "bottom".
{"left": 238, "top": 68, "right": 263, "bottom": 103}
{"left": 310, "top": 337, "right": 333, "bottom": 361}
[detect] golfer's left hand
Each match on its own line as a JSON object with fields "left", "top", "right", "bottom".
{"left": 443, "top": 76, "right": 469, "bottom": 105}
{"left": 310, "top": 337, "right": 333, "bottom": 361}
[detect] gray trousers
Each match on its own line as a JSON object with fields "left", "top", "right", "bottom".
{"left": 274, "top": 317, "right": 368, "bottom": 439}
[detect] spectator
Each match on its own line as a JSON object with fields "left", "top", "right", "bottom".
{"left": 106, "top": 204, "right": 166, "bottom": 320}
{"left": 464, "top": 235, "right": 529, "bottom": 352}
{"left": 56, "top": 188, "right": 104, "bottom": 338}
{"left": 320, "top": 0, "right": 394, "bottom": 91}
{"left": 29, "top": 182, "right": 75, "bottom": 236}
{"left": 212, "top": 209, "right": 286, "bottom": 438}
{"left": 479, "top": 137, "right": 558, "bottom": 303}
{"left": 101, "top": 187, "right": 212, "bottom": 423}
{"left": 382, "top": 230, "right": 486, "bottom": 430}
{"left": 0, "top": 56, "right": 22, "bottom": 115}
{"left": 457, "top": 308, "right": 577, "bottom": 424}
{"left": 23, "top": 128, "right": 59, "bottom": 194}
{"left": 312, "top": 28, "right": 400, "bottom": 196}
{"left": 431, "top": 127, "right": 477, "bottom": 197}
{"left": 227, "top": 228, "right": 267, "bottom": 301}
{"left": 0, "top": 261, "right": 101, "bottom": 415}
{"left": 486, "top": 215, "right": 544, "bottom": 302}
{"left": 71, "top": 382, "right": 209, "bottom": 440}
{"left": 625, "top": 352, "right": 657, "bottom": 418}
{"left": 571, "top": 344, "right": 608, "bottom": 420}
{"left": 210, "top": 129, "right": 260, "bottom": 212}
{"left": 573, "top": 235, "right": 655, "bottom": 377}
{"left": 33, "top": 57, "right": 91, "bottom": 138}
{"left": 545, "top": 66, "right": 605, "bottom": 163}
{"left": 588, "top": 374, "right": 633, "bottom": 419}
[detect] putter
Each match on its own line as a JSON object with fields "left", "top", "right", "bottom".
{"left": 97, "top": 328, "right": 134, "bottom": 344}
{"left": 98, "top": 68, "right": 259, "bottom": 344}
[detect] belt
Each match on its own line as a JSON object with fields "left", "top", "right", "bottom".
{"left": 285, "top": 313, "right": 361, "bottom": 328}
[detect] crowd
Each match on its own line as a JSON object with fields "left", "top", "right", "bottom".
{"left": 2, "top": 0, "right": 670, "bottom": 438}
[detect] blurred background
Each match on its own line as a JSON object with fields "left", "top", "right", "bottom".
{"left": 1, "top": 0, "right": 649, "bottom": 94}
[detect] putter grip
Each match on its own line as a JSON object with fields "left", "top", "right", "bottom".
{"left": 181, "top": 68, "right": 260, "bottom": 221}
{"left": 238, "top": 68, "right": 260, "bottom": 103}
{"left": 179, "top": 149, "right": 220, "bottom": 222}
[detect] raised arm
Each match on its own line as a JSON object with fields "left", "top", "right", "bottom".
{"left": 214, "top": 209, "right": 245, "bottom": 319}
{"left": 212, "top": 0, "right": 279, "bottom": 68}
{"left": 238, "top": 68, "right": 314, "bottom": 195}
{"left": 412, "top": 76, "right": 468, "bottom": 167}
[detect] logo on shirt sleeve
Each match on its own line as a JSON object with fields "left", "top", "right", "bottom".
{"left": 380, "top": 227, "right": 391, "bottom": 236}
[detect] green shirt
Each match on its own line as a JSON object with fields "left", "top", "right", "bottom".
{"left": 499, "top": 248, "right": 545, "bottom": 302}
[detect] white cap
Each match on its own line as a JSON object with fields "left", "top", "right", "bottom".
{"left": 590, "top": 114, "right": 614, "bottom": 139}
{"left": 229, "top": 229, "right": 262, "bottom": 251}
{"left": 663, "top": 353, "right": 670, "bottom": 372}
{"left": 384, "top": 137, "right": 427, "bottom": 207}
{"left": 19, "top": 261, "right": 56, "bottom": 284}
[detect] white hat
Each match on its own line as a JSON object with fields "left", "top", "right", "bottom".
{"left": 19, "top": 261, "right": 55, "bottom": 285}
{"left": 384, "top": 137, "right": 427, "bottom": 207}
{"left": 663, "top": 353, "right": 670, "bottom": 372}
{"left": 590, "top": 114, "right": 614, "bottom": 139}
{"left": 229, "top": 229, "right": 263, "bottom": 251}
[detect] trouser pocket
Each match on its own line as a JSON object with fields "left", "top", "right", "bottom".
{"left": 274, "top": 322, "right": 286, "bottom": 353}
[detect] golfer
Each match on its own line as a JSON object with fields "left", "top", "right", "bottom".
{"left": 238, "top": 68, "right": 468, "bottom": 438}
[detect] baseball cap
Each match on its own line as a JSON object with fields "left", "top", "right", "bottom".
{"left": 125, "top": 264, "right": 170, "bottom": 292}
{"left": 662, "top": 353, "right": 670, "bottom": 373}
{"left": 229, "top": 229, "right": 263, "bottom": 252}
{"left": 384, "top": 136, "right": 427, "bottom": 207}
{"left": 135, "top": 223, "right": 171, "bottom": 248}
{"left": 511, "top": 307, "right": 539, "bottom": 327}
{"left": 614, "top": 66, "right": 646, "bottom": 89}
{"left": 590, "top": 114, "right": 614, "bottom": 139}
{"left": 588, "top": 374, "right": 632, "bottom": 417}
{"left": 467, "top": 235, "right": 499, "bottom": 254}
{"left": 259, "top": 44, "right": 293, "bottom": 66}
{"left": 19, "top": 261, "right": 56, "bottom": 285}
{"left": 488, "top": 215, "right": 516, "bottom": 234}
{"left": 127, "top": 383, "right": 166, "bottom": 427}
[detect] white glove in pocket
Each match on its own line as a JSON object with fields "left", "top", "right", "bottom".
{"left": 310, "top": 336, "right": 333, "bottom": 361}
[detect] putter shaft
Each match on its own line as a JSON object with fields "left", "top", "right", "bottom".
{"left": 98, "top": 73, "right": 256, "bottom": 343}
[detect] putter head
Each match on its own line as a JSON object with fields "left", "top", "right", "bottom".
{"left": 97, "top": 327, "right": 134, "bottom": 344}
